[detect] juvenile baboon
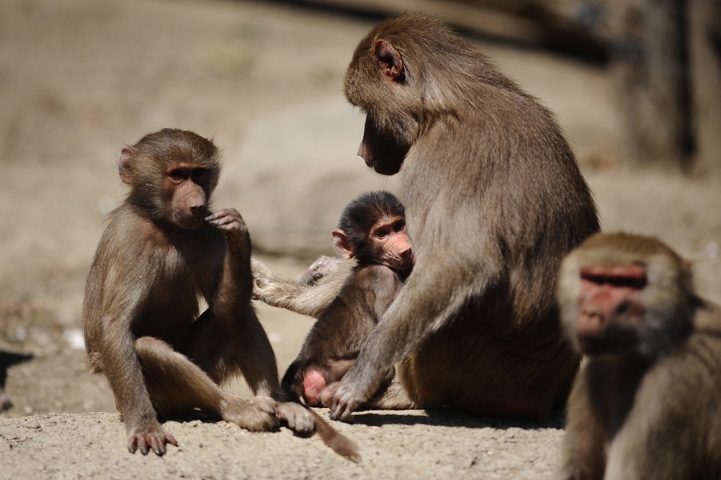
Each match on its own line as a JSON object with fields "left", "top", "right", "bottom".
{"left": 82, "top": 129, "right": 357, "bottom": 460}
{"left": 277, "top": 192, "right": 414, "bottom": 408}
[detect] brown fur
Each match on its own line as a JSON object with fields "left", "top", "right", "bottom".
{"left": 283, "top": 192, "right": 413, "bottom": 408}
{"left": 252, "top": 256, "right": 356, "bottom": 318}
{"left": 324, "top": 14, "right": 600, "bottom": 421}
{"left": 282, "top": 265, "right": 410, "bottom": 408}
{"left": 556, "top": 233, "right": 721, "bottom": 480}
{"left": 300, "top": 255, "right": 350, "bottom": 286}
{"left": 82, "top": 129, "right": 357, "bottom": 460}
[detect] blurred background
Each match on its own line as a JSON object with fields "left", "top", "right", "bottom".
{"left": 0, "top": 0, "right": 719, "bottom": 417}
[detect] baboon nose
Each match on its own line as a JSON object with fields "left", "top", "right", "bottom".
{"left": 189, "top": 204, "right": 205, "bottom": 217}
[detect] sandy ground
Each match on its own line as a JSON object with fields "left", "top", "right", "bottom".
{"left": 0, "top": 0, "right": 719, "bottom": 478}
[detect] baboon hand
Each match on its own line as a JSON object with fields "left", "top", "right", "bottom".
{"left": 206, "top": 209, "right": 249, "bottom": 250}
{"left": 323, "top": 381, "right": 362, "bottom": 421}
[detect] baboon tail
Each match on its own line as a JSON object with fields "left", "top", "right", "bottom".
{"left": 309, "top": 408, "right": 361, "bottom": 463}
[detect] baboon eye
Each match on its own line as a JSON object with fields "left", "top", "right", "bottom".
{"left": 376, "top": 229, "right": 390, "bottom": 238}
{"left": 169, "top": 169, "right": 187, "bottom": 181}
{"left": 394, "top": 221, "right": 406, "bottom": 232}
{"left": 192, "top": 169, "right": 208, "bottom": 182}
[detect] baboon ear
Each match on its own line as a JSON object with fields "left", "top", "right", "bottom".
{"left": 374, "top": 39, "right": 404, "bottom": 82}
{"left": 332, "top": 229, "right": 355, "bottom": 259}
{"left": 118, "top": 147, "right": 134, "bottom": 185}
